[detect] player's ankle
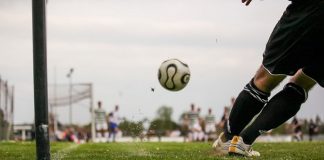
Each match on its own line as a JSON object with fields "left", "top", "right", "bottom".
{"left": 224, "top": 132, "right": 233, "bottom": 141}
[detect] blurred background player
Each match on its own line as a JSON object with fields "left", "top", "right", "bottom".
{"left": 308, "top": 119, "right": 318, "bottom": 142}
{"left": 220, "top": 107, "right": 230, "bottom": 129}
{"left": 108, "top": 105, "right": 121, "bottom": 142}
{"left": 94, "top": 101, "right": 108, "bottom": 142}
{"left": 187, "top": 104, "right": 201, "bottom": 141}
{"left": 218, "top": 97, "right": 235, "bottom": 132}
{"left": 197, "top": 107, "right": 205, "bottom": 141}
{"left": 204, "top": 108, "right": 217, "bottom": 141}
{"left": 180, "top": 113, "right": 190, "bottom": 142}
{"left": 291, "top": 116, "right": 303, "bottom": 142}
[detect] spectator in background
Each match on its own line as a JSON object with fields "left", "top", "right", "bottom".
{"left": 218, "top": 98, "right": 235, "bottom": 132}
{"left": 308, "top": 119, "right": 318, "bottom": 141}
{"left": 94, "top": 101, "right": 108, "bottom": 142}
{"left": 218, "top": 106, "right": 230, "bottom": 132}
{"left": 291, "top": 116, "right": 303, "bottom": 142}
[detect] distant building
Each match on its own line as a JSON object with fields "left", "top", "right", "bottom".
{"left": 13, "top": 124, "right": 34, "bottom": 141}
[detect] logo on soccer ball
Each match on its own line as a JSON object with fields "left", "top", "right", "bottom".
{"left": 158, "top": 59, "right": 190, "bottom": 91}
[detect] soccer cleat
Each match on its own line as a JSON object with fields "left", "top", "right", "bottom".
{"left": 212, "top": 132, "right": 231, "bottom": 155}
{"left": 228, "top": 136, "right": 260, "bottom": 157}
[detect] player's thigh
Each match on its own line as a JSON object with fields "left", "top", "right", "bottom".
{"left": 253, "top": 65, "right": 286, "bottom": 93}
{"left": 290, "top": 69, "right": 317, "bottom": 91}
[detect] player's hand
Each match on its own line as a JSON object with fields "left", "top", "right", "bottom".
{"left": 242, "top": 0, "right": 252, "bottom": 6}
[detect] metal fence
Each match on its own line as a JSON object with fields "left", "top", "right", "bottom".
{"left": 0, "top": 76, "right": 14, "bottom": 140}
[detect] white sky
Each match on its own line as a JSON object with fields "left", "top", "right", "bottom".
{"left": 0, "top": 0, "right": 323, "bottom": 125}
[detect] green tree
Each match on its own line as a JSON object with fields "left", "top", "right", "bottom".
{"left": 119, "top": 118, "right": 144, "bottom": 138}
{"left": 157, "top": 106, "right": 173, "bottom": 121}
{"left": 149, "top": 106, "right": 179, "bottom": 136}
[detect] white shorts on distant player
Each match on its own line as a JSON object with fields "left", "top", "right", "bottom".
{"left": 190, "top": 122, "right": 202, "bottom": 132}
{"left": 96, "top": 123, "right": 108, "bottom": 131}
{"left": 205, "top": 124, "right": 216, "bottom": 133}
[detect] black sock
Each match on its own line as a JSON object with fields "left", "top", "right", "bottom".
{"left": 224, "top": 79, "right": 270, "bottom": 140}
{"left": 240, "top": 83, "right": 307, "bottom": 144}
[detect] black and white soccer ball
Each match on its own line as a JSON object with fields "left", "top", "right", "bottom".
{"left": 158, "top": 59, "right": 190, "bottom": 91}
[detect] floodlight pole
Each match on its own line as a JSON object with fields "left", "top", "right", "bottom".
{"left": 67, "top": 68, "right": 74, "bottom": 125}
{"left": 32, "top": 0, "right": 50, "bottom": 159}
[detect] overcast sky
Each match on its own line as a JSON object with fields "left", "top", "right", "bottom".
{"left": 0, "top": 0, "right": 323, "bottom": 125}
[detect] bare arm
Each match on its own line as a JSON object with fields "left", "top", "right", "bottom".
{"left": 242, "top": 0, "right": 252, "bottom": 6}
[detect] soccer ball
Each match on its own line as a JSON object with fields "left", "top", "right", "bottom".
{"left": 158, "top": 58, "right": 190, "bottom": 91}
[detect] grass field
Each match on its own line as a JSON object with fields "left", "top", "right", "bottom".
{"left": 1, "top": 141, "right": 324, "bottom": 160}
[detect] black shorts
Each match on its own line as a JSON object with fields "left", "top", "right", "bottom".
{"left": 262, "top": 0, "right": 324, "bottom": 87}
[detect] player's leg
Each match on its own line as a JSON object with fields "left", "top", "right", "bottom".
{"left": 95, "top": 123, "right": 101, "bottom": 139}
{"left": 228, "top": 70, "right": 315, "bottom": 156}
{"left": 224, "top": 65, "right": 285, "bottom": 141}
{"left": 192, "top": 123, "right": 200, "bottom": 141}
{"left": 239, "top": 69, "right": 316, "bottom": 145}
{"left": 103, "top": 123, "right": 109, "bottom": 142}
{"left": 228, "top": 0, "right": 323, "bottom": 156}
{"left": 214, "top": 65, "right": 284, "bottom": 155}
{"left": 112, "top": 123, "right": 117, "bottom": 142}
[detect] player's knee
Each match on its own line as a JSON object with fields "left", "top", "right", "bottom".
{"left": 254, "top": 66, "right": 285, "bottom": 92}
{"left": 290, "top": 70, "right": 316, "bottom": 92}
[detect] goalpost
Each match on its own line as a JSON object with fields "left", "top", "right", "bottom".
{"left": 32, "top": 1, "right": 96, "bottom": 159}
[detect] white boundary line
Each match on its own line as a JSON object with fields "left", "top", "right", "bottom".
{"left": 52, "top": 143, "right": 80, "bottom": 160}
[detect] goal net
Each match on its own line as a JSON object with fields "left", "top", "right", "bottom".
{"left": 48, "top": 83, "right": 95, "bottom": 140}
{"left": 48, "top": 83, "right": 92, "bottom": 107}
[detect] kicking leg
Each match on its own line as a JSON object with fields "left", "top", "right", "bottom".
{"left": 240, "top": 69, "right": 316, "bottom": 145}
{"left": 224, "top": 65, "right": 285, "bottom": 140}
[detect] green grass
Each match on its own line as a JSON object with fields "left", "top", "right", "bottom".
{"left": 1, "top": 141, "right": 324, "bottom": 160}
